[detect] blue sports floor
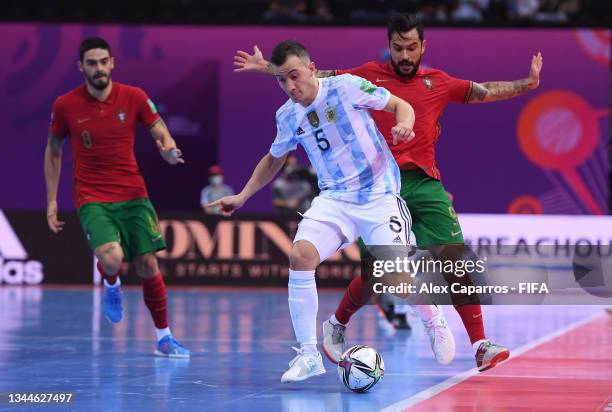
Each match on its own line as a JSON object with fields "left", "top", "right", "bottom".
{"left": 0, "top": 286, "right": 606, "bottom": 412}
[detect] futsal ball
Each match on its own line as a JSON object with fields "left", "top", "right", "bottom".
{"left": 338, "top": 345, "right": 384, "bottom": 393}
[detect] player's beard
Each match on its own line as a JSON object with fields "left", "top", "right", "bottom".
{"left": 391, "top": 55, "right": 422, "bottom": 79}
{"left": 86, "top": 72, "right": 111, "bottom": 91}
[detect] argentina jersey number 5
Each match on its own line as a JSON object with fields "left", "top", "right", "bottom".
{"left": 307, "top": 110, "right": 330, "bottom": 152}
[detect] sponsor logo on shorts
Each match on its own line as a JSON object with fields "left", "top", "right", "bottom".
{"left": 392, "top": 236, "right": 402, "bottom": 244}
{"left": 296, "top": 127, "right": 305, "bottom": 136}
{"left": 451, "top": 230, "right": 462, "bottom": 237}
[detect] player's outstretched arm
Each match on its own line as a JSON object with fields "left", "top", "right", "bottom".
{"left": 207, "top": 153, "right": 287, "bottom": 216}
{"left": 233, "top": 45, "right": 337, "bottom": 78}
{"left": 466, "top": 52, "right": 543, "bottom": 103}
{"left": 149, "top": 119, "right": 185, "bottom": 165}
{"left": 44, "top": 133, "right": 66, "bottom": 233}
{"left": 384, "top": 95, "right": 416, "bottom": 145}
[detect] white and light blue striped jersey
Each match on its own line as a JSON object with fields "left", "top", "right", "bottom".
{"left": 270, "top": 74, "right": 401, "bottom": 204}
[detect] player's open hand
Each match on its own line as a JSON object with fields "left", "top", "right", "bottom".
{"left": 47, "top": 201, "right": 65, "bottom": 234}
{"left": 528, "top": 52, "right": 543, "bottom": 89}
{"left": 156, "top": 140, "right": 185, "bottom": 165}
{"left": 391, "top": 123, "right": 416, "bottom": 145}
{"left": 234, "top": 45, "right": 269, "bottom": 73}
{"left": 207, "top": 195, "right": 246, "bottom": 216}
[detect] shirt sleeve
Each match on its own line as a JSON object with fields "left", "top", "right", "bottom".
{"left": 200, "top": 187, "right": 209, "bottom": 206}
{"left": 340, "top": 74, "right": 391, "bottom": 111}
{"left": 336, "top": 62, "right": 370, "bottom": 78}
{"left": 443, "top": 72, "right": 472, "bottom": 103}
{"left": 49, "top": 98, "right": 68, "bottom": 138}
{"left": 269, "top": 115, "right": 298, "bottom": 158}
{"left": 135, "top": 88, "right": 162, "bottom": 128}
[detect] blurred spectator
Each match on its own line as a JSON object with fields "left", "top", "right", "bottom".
{"left": 417, "top": 0, "right": 451, "bottom": 22}
{"left": 508, "top": 0, "right": 541, "bottom": 19}
{"left": 343, "top": 0, "right": 395, "bottom": 22}
{"left": 451, "top": 0, "right": 490, "bottom": 21}
{"left": 263, "top": 0, "right": 308, "bottom": 22}
{"left": 537, "top": 0, "right": 581, "bottom": 22}
{"left": 312, "top": 0, "right": 334, "bottom": 22}
{"left": 272, "top": 155, "right": 316, "bottom": 215}
{"left": 200, "top": 165, "right": 235, "bottom": 215}
{"left": 3, "top": 0, "right": 605, "bottom": 25}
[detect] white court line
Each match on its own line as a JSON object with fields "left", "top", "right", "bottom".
{"left": 381, "top": 311, "right": 605, "bottom": 412}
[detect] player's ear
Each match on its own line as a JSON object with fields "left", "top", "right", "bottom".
{"left": 77, "top": 60, "right": 84, "bottom": 73}
{"left": 421, "top": 39, "right": 427, "bottom": 56}
{"left": 110, "top": 56, "right": 115, "bottom": 69}
{"left": 308, "top": 61, "right": 316, "bottom": 75}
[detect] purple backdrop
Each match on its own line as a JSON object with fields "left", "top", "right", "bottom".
{"left": 0, "top": 24, "right": 608, "bottom": 214}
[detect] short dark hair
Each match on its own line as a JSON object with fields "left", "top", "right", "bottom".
{"left": 270, "top": 40, "right": 310, "bottom": 66}
{"left": 79, "top": 37, "right": 111, "bottom": 61}
{"left": 387, "top": 14, "right": 424, "bottom": 42}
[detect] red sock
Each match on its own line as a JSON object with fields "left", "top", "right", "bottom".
{"left": 142, "top": 273, "right": 169, "bottom": 329}
{"left": 97, "top": 261, "right": 119, "bottom": 285}
{"left": 454, "top": 304, "right": 486, "bottom": 344}
{"left": 334, "top": 276, "right": 365, "bottom": 325}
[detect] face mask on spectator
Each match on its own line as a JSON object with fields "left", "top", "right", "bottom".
{"left": 210, "top": 175, "right": 223, "bottom": 185}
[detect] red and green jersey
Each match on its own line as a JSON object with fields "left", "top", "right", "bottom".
{"left": 337, "top": 62, "right": 471, "bottom": 180}
{"left": 49, "top": 82, "right": 160, "bottom": 207}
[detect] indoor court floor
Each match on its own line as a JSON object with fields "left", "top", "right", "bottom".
{"left": 0, "top": 286, "right": 610, "bottom": 411}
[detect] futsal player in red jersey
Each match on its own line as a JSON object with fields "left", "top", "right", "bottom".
{"left": 234, "top": 13, "right": 543, "bottom": 371}
{"left": 44, "top": 37, "right": 189, "bottom": 358}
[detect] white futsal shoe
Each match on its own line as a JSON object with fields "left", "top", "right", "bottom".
{"left": 421, "top": 307, "right": 456, "bottom": 365}
{"left": 280, "top": 347, "right": 326, "bottom": 383}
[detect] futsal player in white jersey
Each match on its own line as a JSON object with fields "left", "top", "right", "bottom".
{"left": 210, "top": 40, "right": 448, "bottom": 383}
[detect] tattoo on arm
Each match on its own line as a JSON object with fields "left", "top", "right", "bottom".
{"left": 316, "top": 70, "right": 337, "bottom": 78}
{"left": 467, "top": 79, "right": 532, "bottom": 103}
{"left": 466, "top": 82, "right": 488, "bottom": 102}
{"left": 47, "top": 134, "right": 65, "bottom": 154}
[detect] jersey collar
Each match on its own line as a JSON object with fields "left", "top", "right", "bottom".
{"left": 84, "top": 82, "right": 119, "bottom": 105}
{"left": 383, "top": 61, "right": 424, "bottom": 81}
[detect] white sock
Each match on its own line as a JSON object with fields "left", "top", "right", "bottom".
{"left": 411, "top": 304, "right": 439, "bottom": 322}
{"left": 472, "top": 339, "right": 488, "bottom": 352}
{"left": 329, "top": 314, "right": 345, "bottom": 326}
{"left": 301, "top": 343, "right": 318, "bottom": 354}
{"left": 103, "top": 277, "right": 121, "bottom": 288}
{"left": 288, "top": 269, "right": 318, "bottom": 347}
{"left": 156, "top": 327, "right": 172, "bottom": 341}
{"left": 394, "top": 304, "right": 410, "bottom": 315}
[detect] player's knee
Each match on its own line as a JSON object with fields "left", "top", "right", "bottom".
{"left": 289, "top": 241, "right": 320, "bottom": 270}
{"left": 134, "top": 253, "right": 159, "bottom": 278}
{"left": 95, "top": 243, "right": 123, "bottom": 275}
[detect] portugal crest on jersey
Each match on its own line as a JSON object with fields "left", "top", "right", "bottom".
{"left": 422, "top": 76, "right": 434, "bottom": 90}
{"left": 307, "top": 110, "right": 320, "bottom": 128}
{"left": 117, "top": 110, "right": 127, "bottom": 124}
